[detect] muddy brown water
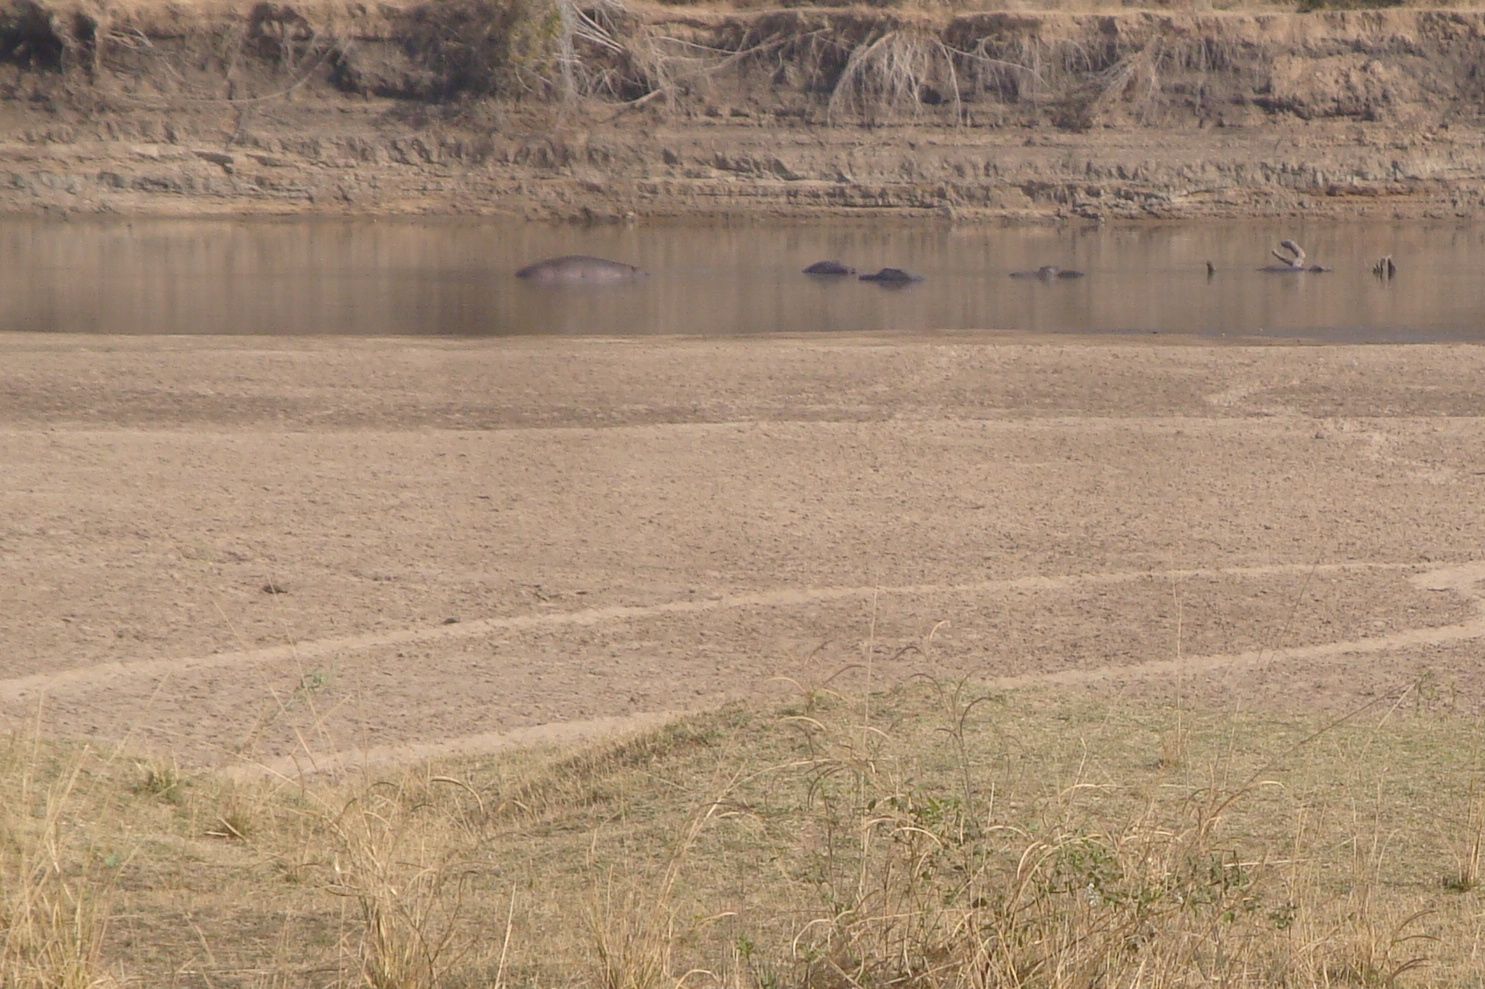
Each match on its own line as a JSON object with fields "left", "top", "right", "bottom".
{"left": 2, "top": 217, "right": 1482, "bottom": 342}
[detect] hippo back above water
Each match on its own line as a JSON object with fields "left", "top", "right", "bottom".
{"left": 516, "top": 255, "right": 647, "bottom": 284}
{"left": 803, "top": 260, "right": 856, "bottom": 276}
{"left": 859, "top": 267, "right": 923, "bottom": 285}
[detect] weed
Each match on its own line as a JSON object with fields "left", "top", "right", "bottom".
{"left": 0, "top": 738, "right": 117, "bottom": 989}
{"left": 827, "top": 29, "right": 963, "bottom": 122}
{"left": 407, "top": 0, "right": 679, "bottom": 102}
{"left": 585, "top": 877, "right": 679, "bottom": 989}
{"left": 131, "top": 758, "right": 184, "bottom": 803}
{"left": 4, "top": 685, "right": 1484, "bottom": 985}
{"left": 584, "top": 760, "right": 744, "bottom": 989}
{"left": 324, "top": 773, "right": 493, "bottom": 989}
{"left": 207, "top": 788, "right": 258, "bottom": 842}
{"left": 1443, "top": 782, "right": 1485, "bottom": 893}
{"left": 784, "top": 685, "right": 1293, "bottom": 988}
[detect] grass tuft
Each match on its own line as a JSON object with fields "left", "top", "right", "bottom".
{"left": 827, "top": 29, "right": 962, "bottom": 122}
{"left": 1442, "top": 782, "right": 1485, "bottom": 893}
{"left": 323, "top": 772, "right": 495, "bottom": 989}
{"left": 131, "top": 757, "right": 184, "bottom": 804}
{"left": 0, "top": 735, "right": 117, "bottom": 989}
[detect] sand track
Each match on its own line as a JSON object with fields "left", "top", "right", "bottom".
{"left": 4, "top": 335, "right": 1485, "bottom": 770}
{"left": 241, "top": 559, "right": 1484, "bottom": 776}
{"left": 992, "top": 560, "right": 1485, "bottom": 691}
{"left": 0, "top": 560, "right": 1425, "bottom": 706}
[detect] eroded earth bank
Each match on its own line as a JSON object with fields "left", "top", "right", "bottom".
{"left": 6, "top": 0, "right": 1485, "bottom": 219}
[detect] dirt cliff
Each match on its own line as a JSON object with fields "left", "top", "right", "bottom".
{"left": 3, "top": 0, "right": 1485, "bottom": 219}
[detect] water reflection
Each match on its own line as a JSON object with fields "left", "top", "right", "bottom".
{"left": 1, "top": 217, "right": 1482, "bottom": 341}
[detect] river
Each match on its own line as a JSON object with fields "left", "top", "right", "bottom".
{"left": 1, "top": 216, "right": 1479, "bottom": 342}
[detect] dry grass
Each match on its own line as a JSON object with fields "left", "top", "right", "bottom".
{"left": 715, "top": 13, "right": 1269, "bottom": 127}
{"left": 0, "top": 0, "right": 1465, "bottom": 144}
{"left": 826, "top": 29, "right": 963, "bottom": 121}
{"left": 323, "top": 774, "right": 502, "bottom": 988}
{"left": 0, "top": 732, "right": 117, "bottom": 989}
{"left": 0, "top": 0, "right": 692, "bottom": 102}
{"left": 5, "top": 681, "right": 1485, "bottom": 987}
{"left": 0, "top": 0, "right": 1418, "bottom": 123}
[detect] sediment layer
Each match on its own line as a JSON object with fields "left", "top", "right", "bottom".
{"left": 3, "top": 2, "right": 1484, "bottom": 219}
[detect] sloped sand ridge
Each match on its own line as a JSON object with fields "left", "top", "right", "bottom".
{"left": 3, "top": 334, "right": 1485, "bottom": 772}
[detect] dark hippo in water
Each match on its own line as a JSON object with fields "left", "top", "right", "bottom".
{"left": 516, "top": 255, "right": 647, "bottom": 284}
{"left": 1259, "top": 240, "right": 1329, "bottom": 274}
{"left": 1010, "top": 266, "right": 1084, "bottom": 280}
{"left": 803, "top": 260, "right": 856, "bottom": 276}
{"left": 859, "top": 267, "right": 923, "bottom": 285}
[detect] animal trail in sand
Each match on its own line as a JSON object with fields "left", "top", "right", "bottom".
{"left": 244, "top": 559, "right": 1485, "bottom": 775}
{"left": 3, "top": 560, "right": 1479, "bottom": 712}
{"left": 988, "top": 561, "right": 1485, "bottom": 691}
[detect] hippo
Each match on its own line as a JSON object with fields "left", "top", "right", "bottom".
{"left": 515, "top": 255, "right": 646, "bottom": 283}
{"left": 1259, "top": 240, "right": 1329, "bottom": 274}
{"left": 803, "top": 260, "right": 856, "bottom": 276}
{"left": 1010, "top": 266, "right": 1084, "bottom": 280}
{"left": 859, "top": 267, "right": 923, "bottom": 284}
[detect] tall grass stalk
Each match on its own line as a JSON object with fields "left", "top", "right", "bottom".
{"left": 0, "top": 735, "right": 117, "bottom": 989}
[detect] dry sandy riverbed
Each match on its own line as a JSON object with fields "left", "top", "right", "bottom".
{"left": 3, "top": 333, "right": 1484, "bottom": 773}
